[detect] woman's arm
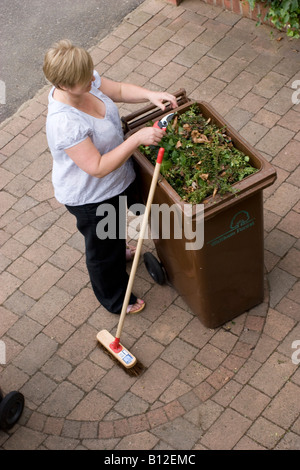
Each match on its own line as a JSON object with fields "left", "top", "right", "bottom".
{"left": 64, "top": 125, "right": 165, "bottom": 179}
{"left": 99, "top": 76, "right": 178, "bottom": 111}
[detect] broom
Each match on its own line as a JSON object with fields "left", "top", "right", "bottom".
{"left": 97, "top": 146, "right": 166, "bottom": 376}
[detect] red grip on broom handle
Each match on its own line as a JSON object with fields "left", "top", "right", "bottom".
{"left": 156, "top": 147, "right": 165, "bottom": 164}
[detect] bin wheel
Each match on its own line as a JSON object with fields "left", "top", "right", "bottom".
{"left": 0, "top": 391, "right": 25, "bottom": 431}
{"left": 144, "top": 252, "right": 165, "bottom": 285}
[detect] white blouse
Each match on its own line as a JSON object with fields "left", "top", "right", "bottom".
{"left": 46, "top": 70, "right": 135, "bottom": 205}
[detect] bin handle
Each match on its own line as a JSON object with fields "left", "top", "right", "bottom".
{"left": 121, "top": 88, "right": 190, "bottom": 132}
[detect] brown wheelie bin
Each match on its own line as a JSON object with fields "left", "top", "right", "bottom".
{"left": 122, "top": 91, "right": 277, "bottom": 328}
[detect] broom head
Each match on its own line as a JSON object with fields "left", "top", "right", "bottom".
{"left": 97, "top": 329, "right": 145, "bottom": 376}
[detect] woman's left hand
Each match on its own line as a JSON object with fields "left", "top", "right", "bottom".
{"left": 148, "top": 91, "right": 178, "bottom": 111}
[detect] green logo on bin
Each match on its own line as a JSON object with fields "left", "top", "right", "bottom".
{"left": 208, "top": 210, "right": 255, "bottom": 247}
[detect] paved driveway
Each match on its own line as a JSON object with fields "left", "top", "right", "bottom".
{"left": 0, "top": 0, "right": 300, "bottom": 451}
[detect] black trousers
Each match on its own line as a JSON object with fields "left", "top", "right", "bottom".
{"left": 66, "top": 189, "right": 137, "bottom": 314}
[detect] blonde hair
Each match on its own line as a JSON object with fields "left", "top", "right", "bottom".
{"left": 43, "top": 39, "right": 94, "bottom": 89}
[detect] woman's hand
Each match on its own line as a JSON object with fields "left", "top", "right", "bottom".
{"left": 135, "top": 126, "right": 166, "bottom": 147}
{"left": 147, "top": 91, "right": 178, "bottom": 111}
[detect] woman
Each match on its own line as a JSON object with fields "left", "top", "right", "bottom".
{"left": 43, "top": 39, "right": 177, "bottom": 315}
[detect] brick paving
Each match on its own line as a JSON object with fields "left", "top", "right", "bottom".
{"left": 0, "top": 0, "right": 300, "bottom": 450}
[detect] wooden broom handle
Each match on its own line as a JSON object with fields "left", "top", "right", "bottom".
{"left": 115, "top": 148, "right": 165, "bottom": 339}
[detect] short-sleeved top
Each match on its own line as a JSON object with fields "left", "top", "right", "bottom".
{"left": 46, "top": 70, "right": 135, "bottom": 206}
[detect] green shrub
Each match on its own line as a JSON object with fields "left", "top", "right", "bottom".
{"left": 246, "top": 0, "right": 300, "bottom": 38}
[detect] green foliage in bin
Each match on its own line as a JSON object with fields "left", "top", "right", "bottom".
{"left": 140, "top": 104, "right": 258, "bottom": 204}
{"left": 246, "top": 0, "right": 300, "bottom": 38}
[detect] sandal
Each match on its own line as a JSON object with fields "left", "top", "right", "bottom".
{"left": 127, "top": 299, "right": 145, "bottom": 314}
{"left": 126, "top": 244, "right": 136, "bottom": 262}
